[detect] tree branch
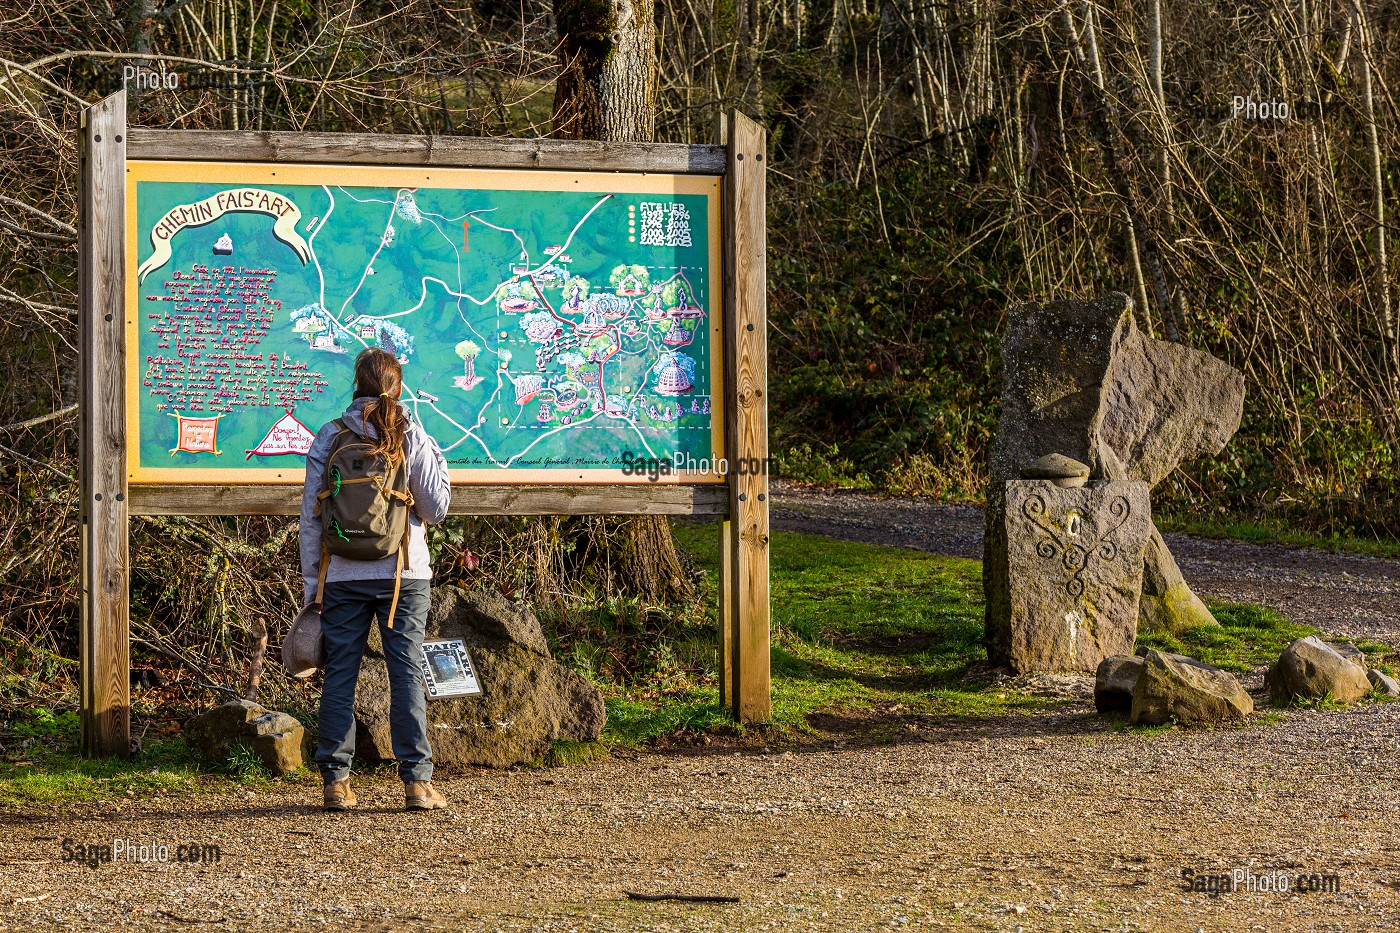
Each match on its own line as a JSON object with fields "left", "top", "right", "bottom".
{"left": 0, "top": 404, "right": 77, "bottom": 433}
{"left": 0, "top": 441, "right": 76, "bottom": 484}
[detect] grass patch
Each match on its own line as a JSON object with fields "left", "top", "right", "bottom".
{"left": 1136, "top": 602, "right": 1394, "bottom": 676}
{"left": 0, "top": 730, "right": 202, "bottom": 808}
{"left": 219, "top": 742, "right": 274, "bottom": 784}
{"left": 1157, "top": 514, "right": 1400, "bottom": 560}
{"left": 591, "top": 523, "right": 1349, "bottom": 748}
{"left": 603, "top": 689, "right": 735, "bottom": 745}
{"left": 1285, "top": 691, "right": 1354, "bottom": 711}
{"left": 536, "top": 739, "right": 611, "bottom": 768}
{"left": 0, "top": 706, "right": 304, "bottom": 809}
{"left": 596, "top": 522, "right": 1058, "bottom": 747}
{"left": 1135, "top": 601, "right": 1318, "bottom": 672}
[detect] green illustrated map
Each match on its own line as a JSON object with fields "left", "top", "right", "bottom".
{"left": 131, "top": 168, "right": 720, "bottom": 481}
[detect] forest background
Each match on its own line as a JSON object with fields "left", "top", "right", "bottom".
{"left": 2, "top": 0, "right": 1399, "bottom": 718}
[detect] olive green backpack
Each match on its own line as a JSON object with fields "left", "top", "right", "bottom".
{"left": 311, "top": 419, "right": 415, "bottom": 626}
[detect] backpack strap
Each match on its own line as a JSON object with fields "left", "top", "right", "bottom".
{"left": 381, "top": 485, "right": 415, "bottom": 506}
{"left": 383, "top": 454, "right": 414, "bottom": 628}
{"left": 313, "top": 420, "right": 354, "bottom": 517}
{"left": 384, "top": 522, "right": 411, "bottom": 629}
{"left": 314, "top": 540, "right": 331, "bottom": 606}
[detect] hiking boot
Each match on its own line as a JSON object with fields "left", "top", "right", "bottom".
{"left": 404, "top": 780, "right": 448, "bottom": 811}
{"left": 323, "top": 778, "right": 358, "bottom": 811}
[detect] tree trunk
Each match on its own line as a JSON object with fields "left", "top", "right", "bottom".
{"left": 125, "top": 0, "right": 155, "bottom": 106}
{"left": 553, "top": 0, "right": 658, "bottom": 141}
{"left": 550, "top": 0, "right": 692, "bottom": 606}
{"left": 737, "top": 0, "right": 764, "bottom": 118}
{"left": 126, "top": 0, "right": 154, "bottom": 55}
{"left": 1146, "top": 0, "right": 1184, "bottom": 341}
{"left": 1350, "top": 0, "right": 1397, "bottom": 403}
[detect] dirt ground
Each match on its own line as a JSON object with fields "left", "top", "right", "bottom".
{"left": 3, "top": 485, "right": 1398, "bottom": 931}
{"left": 3, "top": 701, "right": 1397, "bottom": 932}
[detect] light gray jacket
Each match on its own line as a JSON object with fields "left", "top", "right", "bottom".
{"left": 300, "top": 397, "right": 451, "bottom": 604}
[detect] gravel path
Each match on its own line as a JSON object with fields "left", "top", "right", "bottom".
{"left": 770, "top": 482, "right": 1400, "bottom": 645}
{"left": 4, "top": 485, "right": 1398, "bottom": 931}
{"left": 3, "top": 702, "right": 1396, "bottom": 931}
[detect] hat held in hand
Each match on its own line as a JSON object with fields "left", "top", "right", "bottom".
{"left": 283, "top": 604, "right": 325, "bottom": 679}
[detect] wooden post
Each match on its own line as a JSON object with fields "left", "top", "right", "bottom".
{"left": 79, "top": 90, "right": 130, "bottom": 757}
{"left": 722, "top": 111, "right": 770, "bottom": 722}
{"left": 717, "top": 516, "right": 734, "bottom": 708}
{"left": 714, "top": 113, "right": 735, "bottom": 712}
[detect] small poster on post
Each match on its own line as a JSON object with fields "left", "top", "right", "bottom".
{"left": 419, "top": 639, "right": 483, "bottom": 699}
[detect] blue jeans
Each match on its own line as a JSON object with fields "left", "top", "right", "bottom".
{"left": 316, "top": 578, "right": 433, "bottom": 783}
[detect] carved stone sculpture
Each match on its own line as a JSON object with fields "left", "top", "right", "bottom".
{"left": 985, "top": 293, "right": 1246, "bottom": 670}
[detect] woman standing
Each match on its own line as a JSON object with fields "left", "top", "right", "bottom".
{"left": 300, "top": 347, "right": 452, "bottom": 811}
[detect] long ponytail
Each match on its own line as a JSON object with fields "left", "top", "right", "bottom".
{"left": 353, "top": 347, "right": 408, "bottom": 467}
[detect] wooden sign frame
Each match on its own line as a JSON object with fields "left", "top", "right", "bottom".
{"left": 78, "top": 89, "right": 770, "bottom": 756}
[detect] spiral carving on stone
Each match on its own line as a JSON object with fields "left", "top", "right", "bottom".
{"left": 1021, "top": 493, "right": 1134, "bottom": 597}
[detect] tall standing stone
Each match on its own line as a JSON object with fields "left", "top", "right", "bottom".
{"left": 985, "top": 295, "right": 1134, "bottom": 664}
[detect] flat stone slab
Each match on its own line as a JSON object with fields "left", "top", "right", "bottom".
{"left": 1021, "top": 453, "right": 1091, "bottom": 482}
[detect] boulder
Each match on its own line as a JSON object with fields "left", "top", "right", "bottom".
{"left": 993, "top": 480, "right": 1152, "bottom": 673}
{"left": 1265, "top": 636, "right": 1373, "bottom": 705}
{"left": 984, "top": 293, "right": 1246, "bottom": 661}
{"left": 1136, "top": 528, "right": 1219, "bottom": 634}
{"left": 355, "top": 587, "right": 605, "bottom": 769}
{"left": 1368, "top": 669, "right": 1400, "bottom": 697}
{"left": 1095, "top": 655, "right": 1145, "bottom": 713}
{"left": 1129, "top": 649, "right": 1253, "bottom": 725}
{"left": 184, "top": 698, "right": 310, "bottom": 775}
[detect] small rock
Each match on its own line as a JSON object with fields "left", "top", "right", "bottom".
{"left": 1367, "top": 669, "right": 1400, "bottom": 697}
{"left": 1020, "top": 453, "right": 1091, "bottom": 487}
{"left": 1095, "top": 655, "right": 1144, "bottom": 713}
{"left": 183, "top": 698, "right": 262, "bottom": 760}
{"left": 1331, "top": 642, "right": 1367, "bottom": 665}
{"left": 1129, "top": 649, "right": 1252, "bottom": 725}
{"left": 248, "top": 711, "right": 310, "bottom": 774}
{"left": 184, "top": 699, "right": 310, "bottom": 775}
{"left": 1266, "top": 636, "right": 1373, "bottom": 706}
